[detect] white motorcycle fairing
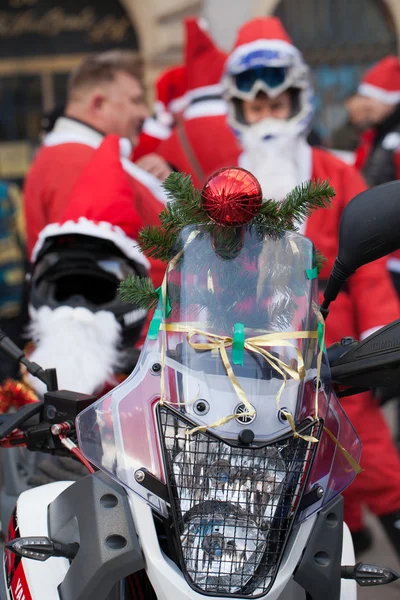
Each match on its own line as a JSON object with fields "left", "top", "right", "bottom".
{"left": 3, "top": 482, "right": 72, "bottom": 600}
{"left": 128, "top": 490, "right": 357, "bottom": 600}
{"left": 1, "top": 475, "right": 356, "bottom": 600}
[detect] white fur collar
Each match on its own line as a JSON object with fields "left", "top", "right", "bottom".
{"left": 44, "top": 117, "right": 167, "bottom": 205}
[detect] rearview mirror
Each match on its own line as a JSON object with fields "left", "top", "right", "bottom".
{"left": 322, "top": 181, "right": 400, "bottom": 315}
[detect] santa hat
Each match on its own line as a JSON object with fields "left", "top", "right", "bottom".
{"left": 358, "top": 56, "right": 400, "bottom": 105}
{"left": 132, "top": 65, "right": 188, "bottom": 160}
{"left": 184, "top": 17, "right": 227, "bottom": 102}
{"left": 32, "top": 135, "right": 149, "bottom": 270}
{"left": 154, "top": 65, "right": 188, "bottom": 119}
{"left": 226, "top": 17, "right": 301, "bottom": 74}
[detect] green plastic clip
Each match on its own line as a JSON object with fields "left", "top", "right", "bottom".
{"left": 148, "top": 309, "right": 163, "bottom": 340}
{"left": 155, "top": 286, "right": 172, "bottom": 317}
{"left": 232, "top": 323, "right": 245, "bottom": 366}
{"left": 318, "top": 321, "right": 326, "bottom": 352}
{"left": 306, "top": 267, "right": 318, "bottom": 280}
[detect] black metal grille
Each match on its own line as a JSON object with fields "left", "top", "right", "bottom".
{"left": 159, "top": 407, "right": 318, "bottom": 597}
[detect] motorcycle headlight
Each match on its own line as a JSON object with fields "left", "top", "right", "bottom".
{"left": 159, "top": 407, "right": 318, "bottom": 596}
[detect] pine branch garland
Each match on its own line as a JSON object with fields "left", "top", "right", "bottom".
{"left": 119, "top": 172, "right": 333, "bottom": 314}
{"left": 118, "top": 275, "right": 158, "bottom": 309}
{"left": 162, "top": 172, "right": 197, "bottom": 205}
{"left": 139, "top": 226, "right": 178, "bottom": 262}
{"left": 137, "top": 174, "right": 334, "bottom": 263}
{"left": 315, "top": 249, "right": 326, "bottom": 274}
{"left": 138, "top": 174, "right": 207, "bottom": 261}
{"left": 161, "top": 172, "right": 208, "bottom": 229}
{"left": 279, "top": 180, "right": 334, "bottom": 225}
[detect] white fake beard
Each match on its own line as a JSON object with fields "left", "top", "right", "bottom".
{"left": 241, "top": 127, "right": 307, "bottom": 202}
{"left": 26, "top": 306, "right": 123, "bottom": 397}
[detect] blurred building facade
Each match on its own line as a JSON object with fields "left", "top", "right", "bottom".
{"left": 0, "top": 0, "right": 399, "bottom": 178}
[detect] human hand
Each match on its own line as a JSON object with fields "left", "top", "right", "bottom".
{"left": 135, "top": 153, "right": 172, "bottom": 181}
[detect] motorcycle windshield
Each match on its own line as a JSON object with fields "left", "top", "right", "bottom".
{"left": 77, "top": 226, "right": 361, "bottom": 518}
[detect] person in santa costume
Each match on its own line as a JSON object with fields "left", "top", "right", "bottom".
{"left": 23, "top": 49, "right": 167, "bottom": 289}
{"left": 27, "top": 134, "right": 149, "bottom": 398}
{"left": 213, "top": 17, "right": 400, "bottom": 556}
{"left": 132, "top": 64, "right": 188, "bottom": 167}
{"left": 0, "top": 135, "right": 149, "bottom": 487}
{"left": 351, "top": 57, "right": 400, "bottom": 304}
{"left": 353, "top": 56, "right": 400, "bottom": 186}
{"left": 156, "top": 18, "right": 241, "bottom": 188}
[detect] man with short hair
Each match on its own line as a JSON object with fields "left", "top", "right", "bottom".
{"left": 24, "top": 50, "right": 167, "bottom": 287}
{"left": 65, "top": 50, "right": 147, "bottom": 146}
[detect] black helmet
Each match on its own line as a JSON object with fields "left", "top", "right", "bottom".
{"left": 30, "top": 233, "right": 147, "bottom": 370}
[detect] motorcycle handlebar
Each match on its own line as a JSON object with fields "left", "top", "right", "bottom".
{"left": 0, "top": 328, "right": 58, "bottom": 391}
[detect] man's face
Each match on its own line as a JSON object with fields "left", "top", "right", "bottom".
{"left": 346, "top": 94, "right": 395, "bottom": 130}
{"left": 241, "top": 91, "right": 292, "bottom": 125}
{"left": 100, "top": 71, "right": 148, "bottom": 145}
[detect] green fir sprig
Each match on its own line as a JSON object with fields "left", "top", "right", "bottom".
{"left": 315, "top": 249, "right": 326, "bottom": 274}
{"left": 118, "top": 275, "right": 158, "bottom": 310}
{"left": 138, "top": 174, "right": 334, "bottom": 262}
{"left": 279, "top": 179, "right": 335, "bottom": 224}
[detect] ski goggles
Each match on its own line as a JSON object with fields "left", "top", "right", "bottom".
{"left": 234, "top": 66, "right": 287, "bottom": 95}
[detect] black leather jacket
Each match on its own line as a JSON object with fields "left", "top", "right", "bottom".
{"left": 362, "top": 104, "right": 400, "bottom": 187}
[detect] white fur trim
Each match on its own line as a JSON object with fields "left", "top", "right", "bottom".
{"left": 142, "top": 117, "right": 172, "bottom": 140}
{"left": 197, "top": 17, "right": 209, "bottom": 32}
{"left": 358, "top": 83, "right": 400, "bottom": 105}
{"left": 187, "top": 84, "right": 224, "bottom": 101}
{"left": 238, "top": 137, "right": 312, "bottom": 235}
{"left": 27, "top": 305, "right": 123, "bottom": 396}
{"left": 388, "top": 257, "right": 400, "bottom": 273}
{"left": 154, "top": 100, "right": 166, "bottom": 115}
{"left": 382, "top": 132, "right": 400, "bottom": 151}
{"left": 329, "top": 149, "right": 355, "bottom": 165}
{"left": 31, "top": 217, "right": 149, "bottom": 269}
{"left": 44, "top": 118, "right": 168, "bottom": 204}
{"left": 184, "top": 99, "right": 228, "bottom": 120}
{"left": 44, "top": 117, "right": 103, "bottom": 148}
{"left": 121, "top": 157, "right": 167, "bottom": 204}
{"left": 168, "top": 94, "right": 189, "bottom": 114}
{"left": 119, "top": 137, "right": 132, "bottom": 158}
{"left": 226, "top": 39, "right": 301, "bottom": 73}
{"left": 155, "top": 94, "right": 188, "bottom": 116}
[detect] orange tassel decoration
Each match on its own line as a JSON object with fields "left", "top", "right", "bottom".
{"left": 0, "top": 379, "right": 39, "bottom": 414}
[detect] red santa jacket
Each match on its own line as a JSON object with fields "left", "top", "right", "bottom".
{"left": 307, "top": 148, "right": 399, "bottom": 344}
{"left": 24, "top": 117, "right": 167, "bottom": 288}
{"left": 157, "top": 103, "right": 242, "bottom": 188}
{"left": 354, "top": 129, "right": 375, "bottom": 171}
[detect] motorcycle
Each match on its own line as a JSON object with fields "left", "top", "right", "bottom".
{"left": 1, "top": 180, "right": 400, "bottom": 600}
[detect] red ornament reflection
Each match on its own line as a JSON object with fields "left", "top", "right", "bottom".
{"left": 201, "top": 167, "right": 262, "bottom": 226}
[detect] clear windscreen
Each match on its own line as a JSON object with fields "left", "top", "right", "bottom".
{"left": 77, "top": 226, "right": 361, "bottom": 515}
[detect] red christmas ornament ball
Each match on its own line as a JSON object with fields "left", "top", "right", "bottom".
{"left": 201, "top": 167, "right": 262, "bottom": 226}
